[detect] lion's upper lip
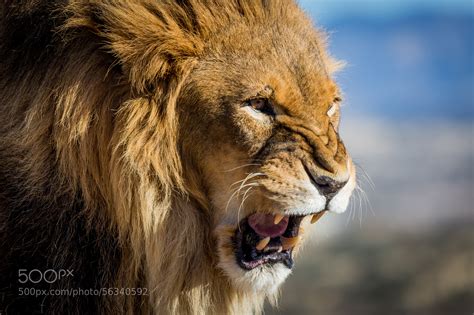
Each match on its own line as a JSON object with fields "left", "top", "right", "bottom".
{"left": 233, "top": 211, "right": 326, "bottom": 270}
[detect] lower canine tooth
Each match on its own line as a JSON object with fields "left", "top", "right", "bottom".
{"left": 311, "top": 211, "right": 325, "bottom": 224}
{"left": 281, "top": 236, "right": 300, "bottom": 250}
{"left": 274, "top": 213, "right": 285, "bottom": 224}
{"left": 256, "top": 237, "right": 270, "bottom": 251}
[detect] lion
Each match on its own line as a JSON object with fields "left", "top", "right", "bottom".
{"left": 0, "top": 0, "right": 356, "bottom": 314}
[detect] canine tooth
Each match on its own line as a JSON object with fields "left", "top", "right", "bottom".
{"left": 311, "top": 211, "right": 325, "bottom": 224}
{"left": 281, "top": 236, "right": 300, "bottom": 250}
{"left": 256, "top": 237, "right": 270, "bottom": 251}
{"left": 274, "top": 213, "right": 285, "bottom": 225}
{"left": 277, "top": 246, "right": 283, "bottom": 253}
{"left": 303, "top": 215, "right": 312, "bottom": 224}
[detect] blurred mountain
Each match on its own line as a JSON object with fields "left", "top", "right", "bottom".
{"left": 321, "top": 13, "right": 473, "bottom": 120}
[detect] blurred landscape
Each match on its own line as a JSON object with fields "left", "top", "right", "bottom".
{"left": 270, "top": 223, "right": 472, "bottom": 315}
{"left": 266, "top": 1, "right": 474, "bottom": 314}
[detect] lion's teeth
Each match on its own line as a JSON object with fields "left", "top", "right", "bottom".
{"left": 256, "top": 237, "right": 271, "bottom": 251}
{"left": 274, "top": 213, "right": 285, "bottom": 225}
{"left": 281, "top": 236, "right": 300, "bottom": 250}
{"left": 277, "top": 246, "right": 283, "bottom": 253}
{"left": 311, "top": 211, "right": 325, "bottom": 224}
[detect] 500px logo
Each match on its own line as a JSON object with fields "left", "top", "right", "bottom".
{"left": 18, "top": 269, "right": 74, "bottom": 284}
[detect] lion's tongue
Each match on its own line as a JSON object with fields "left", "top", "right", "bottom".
{"left": 248, "top": 213, "right": 289, "bottom": 238}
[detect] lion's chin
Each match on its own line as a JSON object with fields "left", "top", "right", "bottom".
{"left": 215, "top": 212, "right": 325, "bottom": 294}
{"left": 216, "top": 225, "right": 291, "bottom": 294}
{"left": 220, "top": 257, "right": 292, "bottom": 294}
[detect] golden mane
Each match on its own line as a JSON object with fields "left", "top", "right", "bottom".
{"left": 0, "top": 1, "right": 343, "bottom": 313}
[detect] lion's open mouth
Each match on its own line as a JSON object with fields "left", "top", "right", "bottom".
{"left": 233, "top": 212, "right": 325, "bottom": 270}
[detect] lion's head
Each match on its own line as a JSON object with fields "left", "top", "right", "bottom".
{"left": 66, "top": 0, "right": 356, "bottom": 311}
{"left": 0, "top": 0, "right": 355, "bottom": 313}
{"left": 182, "top": 28, "right": 355, "bottom": 294}
{"left": 173, "top": 2, "right": 356, "bottom": 297}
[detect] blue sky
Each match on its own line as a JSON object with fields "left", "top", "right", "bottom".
{"left": 299, "top": 0, "right": 473, "bottom": 23}
{"left": 293, "top": 0, "right": 474, "bottom": 120}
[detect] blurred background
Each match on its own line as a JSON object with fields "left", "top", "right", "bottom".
{"left": 265, "top": 0, "right": 473, "bottom": 314}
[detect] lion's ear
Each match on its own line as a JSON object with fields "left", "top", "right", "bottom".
{"left": 65, "top": 1, "right": 204, "bottom": 93}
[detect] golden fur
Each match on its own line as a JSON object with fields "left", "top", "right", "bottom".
{"left": 0, "top": 1, "right": 354, "bottom": 314}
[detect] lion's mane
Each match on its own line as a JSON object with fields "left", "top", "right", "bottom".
{"left": 0, "top": 1, "right": 325, "bottom": 313}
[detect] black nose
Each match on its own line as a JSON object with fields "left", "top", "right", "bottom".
{"left": 313, "top": 176, "right": 346, "bottom": 198}
{"left": 304, "top": 165, "right": 347, "bottom": 199}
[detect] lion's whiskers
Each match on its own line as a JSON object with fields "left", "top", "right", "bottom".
{"left": 223, "top": 163, "right": 261, "bottom": 173}
{"left": 346, "top": 192, "right": 357, "bottom": 226}
{"left": 344, "top": 162, "right": 374, "bottom": 227}
{"left": 353, "top": 161, "right": 375, "bottom": 190}
{"left": 224, "top": 172, "right": 266, "bottom": 232}
{"left": 237, "top": 186, "right": 258, "bottom": 228}
{"left": 224, "top": 182, "right": 258, "bottom": 215}
{"left": 229, "top": 172, "right": 265, "bottom": 188}
{"left": 225, "top": 172, "right": 264, "bottom": 215}
{"left": 354, "top": 163, "right": 375, "bottom": 219}
{"left": 348, "top": 181, "right": 374, "bottom": 227}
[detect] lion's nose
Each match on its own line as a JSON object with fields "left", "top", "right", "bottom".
{"left": 313, "top": 176, "right": 346, "bottom": 199}
{"left": 304, "top": 165, "right": 347, "bottom": 199}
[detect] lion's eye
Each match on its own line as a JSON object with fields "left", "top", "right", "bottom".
{"left": 246, "top": 98, "right": 275, "bottom": 116}
{"left": 327, "top": 97, "right": 341, "bottom": 118}
{"left": 327, "top": 104, "right": 337, "bottom": 117}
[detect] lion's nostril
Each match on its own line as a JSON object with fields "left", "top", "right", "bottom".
{"left": 314, "top": 176, "right": 346, "bottom": 198}
{"left": 303, "top": 165, "right": 347, "bottom": 199}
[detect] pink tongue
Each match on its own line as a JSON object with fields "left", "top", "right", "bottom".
{"left": 248, "top": 213, "right": 289, "bottom": 238}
